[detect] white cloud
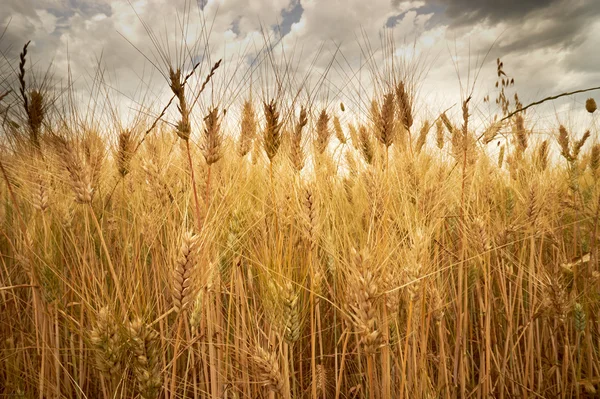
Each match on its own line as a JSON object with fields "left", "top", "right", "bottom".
{"left": 35, "top": 9, "right": 58, "bottom": 34}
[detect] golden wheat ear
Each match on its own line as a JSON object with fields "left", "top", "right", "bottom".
{"left": 49, "top": 134, "right": 95, "bottom": 204}
{"left": 201, "top": 106, "right": 223, "bottom": 165}
{"left": 535, "top": 140, "right": 549, "bottom": 171}
{"left": 116, "top": 129, "right": 134, "bottom": 177}
{"left": 415, "top": 120, "right": 431, "bottom": 154}
{"left": 263, "top": 99, "right": 282, "bottom": 161}
{"left": 90, "top": 307, "right": 124, "bottom": 381}
{"left": 359, "top": 125, "right": 374, "bottom": 165}
{"left": 126, "top": 318, "right": 162, "bottom": 399}
{"left": 396, "top": 81, "right": 413, "bottom": 131}
{"left": 345, "top": 247, "right": 382, "bottom": 354}
{"left": 376, "top": 91, "right": 395, "bottom": 148}
{"left": 249, "top": 345, "right": 284, "bottom": 394}
{"left": 172, "top": 231, "right": 200, "bottom": 313}
{"left": 333, "top": 115, "right": 346, "bottom": 144}
{"left": 315, "top": 109, "right": 331, "bottom": 154}
{"left": 238, "top": 100, "right": 257, "bottom": 157}
{"left": 290, "top": 106, "right": 307, "bottom": 172}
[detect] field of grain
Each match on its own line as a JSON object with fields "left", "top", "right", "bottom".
{"left": 1, "top": 27, "right": 600, "bottom": 399}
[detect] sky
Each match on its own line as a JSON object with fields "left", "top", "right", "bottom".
{"left": 1, "top": 0, "right": 599, "bottom": 134}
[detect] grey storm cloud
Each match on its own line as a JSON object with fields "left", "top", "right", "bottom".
{"left": 413, "top": 0, "right": 600, "bottom": 80}
{"left": 1, "top": 0, "right": 598, "bottom": 123}
{"left": 385, "top": 0, "right": 600, "bottom": 67}
{"left": 495, "top": 1, "right": 600, "bottom": 51}
{"left": 431, "top": 0, "right": 562, "bottom": 24}
{"left": 280, "top": 0, "right": 303, "bottom": 36}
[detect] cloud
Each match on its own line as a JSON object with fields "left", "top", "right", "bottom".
{"left": 0, "top": 0, "right": 597, "bottom": 131}
{"left": 424, "top": 0, "right": 600, "bottom": 56}
{"left": 431, "top": 0, "right": 561, "bottom": 25}
{"left": 494, "top": 1, "right": 600, "bottom": 53}
{"left": 280, "top": 0, "right": 303, "bottom": 36}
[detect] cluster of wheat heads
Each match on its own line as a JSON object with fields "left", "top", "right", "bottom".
{"left": 1, "top": 35, "right": 600, "bottom": 399}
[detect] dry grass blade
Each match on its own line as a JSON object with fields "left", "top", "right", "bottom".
{"left": 0, "top": 89, "right": 11, "bottom": 103}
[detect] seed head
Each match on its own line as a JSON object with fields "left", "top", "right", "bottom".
{"left": 263, "top": 99, "right": 282, "bottom": 161}
{"left": 238, "top": 100, "right": 257, "bottom": 157}
{"left": 117, "top": 130, "right": 134, "bottom": 177}
{"left": 201, "top": 107, "right": 223, "bottom": 165}
{"left": 290, "top": 106, "right": 308, "bottom": 172}
{"left": 574, "top": 303, "right": 586, "bottom": 333}
{"left": 315, "top": 109, "right": 331, "bottom": 154}
{"left": 585, "top": 98, "right": 597, "bottom": 114}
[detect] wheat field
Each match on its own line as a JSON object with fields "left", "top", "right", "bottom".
{"left": 1, "top": 26, "right": 600, "bottom": 399}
